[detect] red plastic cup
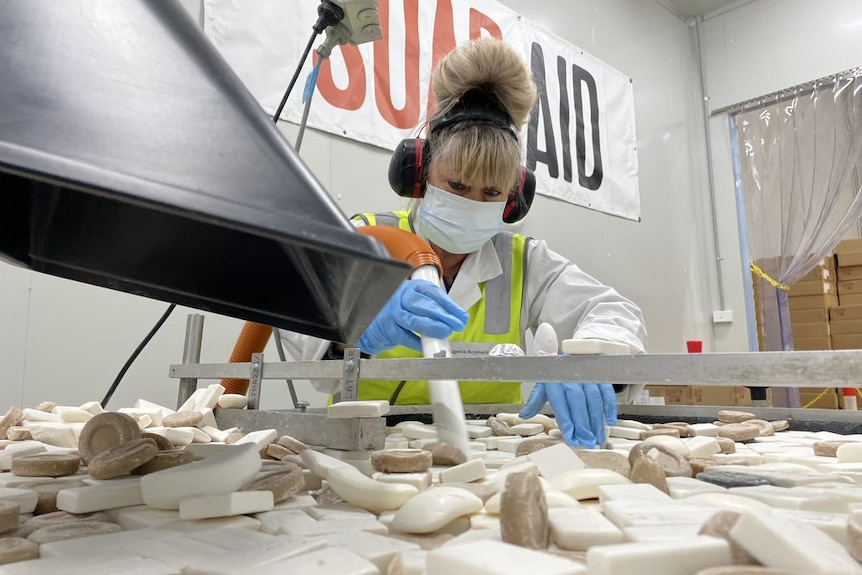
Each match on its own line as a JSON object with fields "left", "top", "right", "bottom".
{"left": 686, "top": 340, "right": 703, "bottom": 353}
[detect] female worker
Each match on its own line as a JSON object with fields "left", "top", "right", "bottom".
{"left": 282, "top": 38, "right": 646, "bottom": 449}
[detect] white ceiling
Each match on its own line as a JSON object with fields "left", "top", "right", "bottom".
{"left": 664, "top": 0, "right": 751, "bottom": 18}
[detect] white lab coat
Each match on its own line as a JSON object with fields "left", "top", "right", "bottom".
{"left": 279, "top": 231, "right": 648, "bottom": 402}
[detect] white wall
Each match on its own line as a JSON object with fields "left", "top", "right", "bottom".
{"left": 0, "top": 0, "right": 740, "bottom": 412}
{"left": 701, "top": 0, "right": 862, "bottom": 346}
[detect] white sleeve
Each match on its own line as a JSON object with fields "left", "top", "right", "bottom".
{"left": 524, "top": 238, "right": 647, "bottom": 354}
{"left": 277, "top": 330, "right": 343, "bottom": 396}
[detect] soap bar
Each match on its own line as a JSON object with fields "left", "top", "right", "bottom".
{"left": 179, "top": 490, "right": 274, "bottom": 520}
{"left": 551, "top": 468, "right": 631, "bottom": 500}
{"left": 327, "top": 400, "right": 390, "bottom": 419}
{"left": 561, "top": 339, "right": 630, "bottom": 355}
{"left": 242, "top": 464, "right": 305, "bottom": 503}
{"left": 439, "top": 459, "right": 486, "bottom": 484}
{"left": 526, "top": 443, "right": 585, "bottom": 479}
{"left": 10, "top": 453, "right": 80, "bottom": 478}
{"left": 141, "top": 444, "right": 262, "bottom": 510}
{"left": 0, "top": 488, "right": 39, "bottom": 514}
{"left": 427, "top": 540, "right": 587, "bottom": 575}
{"left": 56, "top": 478, "right": 144, "bottom": 513}
{"left": 549, "top": 507, "right": 623, "bottom": 551}
{"left": 162, "top": 411, "right": 203, "bottom": 428}
{"left": 371, "top": 449, "right": 432, "bottom": 473}
{"left": 586, "top": 536, "right": 731, "bottom": 575}
{"left": 500, "top": 471, "right": 549, "bottom": 550}
{"left": 325, "top": 466, "right": 418, "bottom": 514}
{"left": 27, "top": 521, "right": 123, "bottom": 545}
{"left": 392, "top": 486, "right": 482, "bottom": 534}
{"left": 77, "top": 412, "right": 141, "bottom": 464}
{"left": 0, "top": 537, "right": 39, "bottom": 565}
{"left": 88, "top": 438, "right": 158, "bottom": 480}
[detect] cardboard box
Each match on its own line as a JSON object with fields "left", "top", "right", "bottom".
{"left": 799, "top": 388, "right": 839, "bottom": 409}
{"left": 789, "top": 280, "right": 834, "bottom": 296}
{"left": 836, "top": 239, "right": 862, "bottom": 253}
{"left": 691, "top": 386, "right": 736, "bottom": 406}
{"left": 830, "top": 306, "right": 862, "bottom": 321}
{"left": 828, "top": 319, "right": 862, "bottom": 335}
{"left": 832, "top": 334, "right": 862, "bottom": 349}
{"left": 800, "top": 266, "right": 834, "bottom": 282}
{"left": 838, "top": 265, "right": 862, "bottom": 281}
{"left": 839, "top": 280, "right": 862, "bottom": 295}
{"left": 791, "top": 322, "right": 831, "bottom": 338}
{"left": 841, "top": 294, "right": 862, "bottom": 307}
{"left": 788, "top": 293, "right": 839, "bottom": 310}
{"left": 837, "top": 252, "right": 862, "bottom": 268}
{"left": 791, "top": 308, "right": 830, "bottom": 323}
{"left": 792, "top": 335, "right": 832, "bottom": 350}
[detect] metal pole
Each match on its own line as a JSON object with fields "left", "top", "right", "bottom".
{"left": 176, "top": 313, "right": 204, "bottom": 409}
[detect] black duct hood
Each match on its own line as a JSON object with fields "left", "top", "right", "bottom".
{"left": 0, "top": 0, "right": 409, "bottom": 343}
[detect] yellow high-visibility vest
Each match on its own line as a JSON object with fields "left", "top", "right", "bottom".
{"left": 351, "top": 211, "right": 526, "bottom": 405}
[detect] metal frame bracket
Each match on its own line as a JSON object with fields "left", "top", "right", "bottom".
{"left": 340, "top": 347, "right": 361, "bottom": 402}
{"left": 247, "top": 352, "right": 264, "bottom": 410}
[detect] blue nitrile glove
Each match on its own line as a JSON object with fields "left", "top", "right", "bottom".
{"left": 520, "top": 381, "right": 618, "bottom": 449}
{"left": 356, "top": 279, "right": 468, "bottom": 356}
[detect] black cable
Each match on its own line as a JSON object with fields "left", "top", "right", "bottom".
{"left": 101, "top": 304, "right": 177, "bottom": 409}
{"left": 271, "top": 1, "right": 344, "bottom": 125}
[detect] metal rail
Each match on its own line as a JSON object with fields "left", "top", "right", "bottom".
{"left": 170, "top": 350, "right": 862, "bottom": 388}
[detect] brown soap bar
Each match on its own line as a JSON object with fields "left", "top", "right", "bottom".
{"left": 0, "top": 538, "right": 38, "bottom": 565}
{"left": 699, "top": 510, "right": 759, "bottom": 565}
{"left": 264, "top": 443, "right": 292, "bottom": 461}
{"left": 19, "top": 510, "right": 111, "bottom": 537}
{"left": 813, "top": 440, "right": 851, "bottom": 457}
{"left": 745, "top": 419, "right": 774, "bottom": 437}
{"left": 487, "top": 416, "right": 514, "bottom": 437}
{"left": 422, "top": 442, "right": 467, "bottom": 466}
{"left": 141, "top": 432, "right": 175, "bottom": 451}
{"left": 242, "top": 463, "right": 304, "bottom": 503}
{"left": 371, "top": 449, "right": 432, "bottom": 473}
{"left": 0, "top": 501, "right": 20, "bottom": 534}
{"left": 27, "top": 521, "right": 122, "bottom": 545}
{"left": 575, "top": 450, "right": 631, "bottom": 479}
{"left": 6, "top": 427, "right": 32, "bottom": 441}
{"left": 133, "top": 450, "right": 196, "bottom": 475}
{"left": 718, "top": 424, "right": 760, "bottom": 443}
{"left": 770, "top": 420, "right": 789, "bottom": 432}
{"left": 717, "top": 410, "right": 756, "bottom": 424}
{"left": 629, "top": 442, "right": 691, "bottom": 478}
{"left": 277, "top": 435, "right": 309, "bottom": 453}
{"left": 516, "top": 438, "right": 562, "bottom": 457}
{"left": 715, "top": 437, "right": 736, "bottom": 453}
{"left": 849, "top": 513, "right": 862, "bottom": 563}
{"left": 281, "top": 454, "right": 307, "bottom": 469}
{"left": 35, "top": 402, "right": 57, "bottom": 413}
{"left": 225, "top": 432, "right": 244, "bottom": 445}
{"left": 31, "top": 481, "right": 89, "bottom": 515}
{"left": 500, "top": 471, "right": 549, "bottom": 550}
{"left": 88, "top": 438, "right": 158, "bottom": 480}
{"left": 0, "top": 408, "right": 24, "bottom": 440}
{"left": 78, "top": 412, "right": 141, "bottom": 464}
{"left": 641, "top": 428, "right": 681, "bottom": 439}
{"left": 630, "top": 456, "right": 669, "bottom": 494}
{"left": 11, "top": 454, "right": 81, "bottom": 478}
{"left": 162, "top": 411, "right": 203, "bottom": 428}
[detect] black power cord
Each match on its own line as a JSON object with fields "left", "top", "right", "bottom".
{"left": 271, "top": 1, "right": 344, "bottom": 124}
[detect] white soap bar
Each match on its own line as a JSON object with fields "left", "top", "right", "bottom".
{"left": 392, "top": 486, "right": 483, "bottom": 534}
{"left": 601, "top": 500, "right": 719, "bottom": 529}
{"left": 141, "top": 444, "right": 261, "bottom": 510}
{"left": 467, "top": 425, "right": 492, "bottom": 439}
{"left": 608, "top": 426, "right": 643, "bottom": 440}
{"left": 38, "top": 527, "right": 170, "bottom": 558}
{"left": 305, "top": 502, "right": 374, "bottom": 520}
{"left": 163, "top": 515, "right": 261, "bottom": 533}
{"left": 685, "top": 436, "right": 721, "bottom": 459}
{"left": 598, "top": 483, "right": 672, "bottom": 503}
{"left": 683, "top": 492, "right": 774, "bottom": 513}
{"left": 728, "top": 485, "right": 846, "bottom": 513}
{"left": 280, "top": 516, "right": 388, "bottom": 537}
{"left": 307, "top": 531, "right": 419, "bottom": 572}
{"left": 22, "top": 408, "right": 61, "bottom": 422}
{"left": 217, "top": 394, "right": 248, "bottom": 409}
{"left": 838, "top": 442, "right": 862, "bottom": 463}
{"left": 256, "top": 508, "right": 315, "bottom": 535}
{"left": 401, "top": 423, "right": 438, "bottom": 440}
{"left": 115, "top": 507, "right": 182, "bottom": 530}
{"left": 54, "top": 407, "right": 93, "bottom": 423}
{"left": 0, "top": 554, "right": 180, "bottom": 575}
{"left": 301, "top": 449, "right": 354, "bottom": 480}
{"left": 561, "top": 339, "right": 630, "bottom": 355}
{"left": 495, "top": 437, "right": 527, "bottom": 453}
{"left": 179, "top": 490, "right": 274, "bottom": 520}
{"left": 327, "top": 400, "right": 390, "bottom": 419}
{"left": 549, "top": 507, "right": 623, "bottom": 551}
{"left": 240, "top": 546, "right": 378, "bottom": 575}
{"left": 197, "top": 383, "right": 226, "bottom": 411}
{"left": 80, "top": 401, "right": 106, "bottom": 416}
{"left": 145, "top": 426, "right": 195, "bottom": 446}
{"left": 0, "top": 442, "right": 47, "bottom": 470}
{"left": 198, "top": 408, "right": 218, "bottom": 429}
{"left": 326, "top": 466, "right": 418, "bottom": 513}
{"left": 134, "top": 399, "right": 174, "bottom": 421}
{"left": 373, "top": 471, "right": 432, "bottom": 491}
{"left": 484, "top": 488, "right": 579, "bottom": 514}
{"left": 665, "top": 476, "right": 727, "bottom": 499}
{"left": 440, "top": 458, "right": 486, "bottom": 483}
{"left": 623, "top": 523, "right": 703, "bottom": 542}
{"left": 118, "top": 407, "right": 164, "bottom": 427}
{"left": 427, "top": 540, "right": 587, "bottom": 575}
{"left": 234, "top": 429, "right": 278, "bottom": 450}
{"left": 586, "top": 536, "right": 731, "bottom": 575}
{"left": 57, "top": 478, "right": 144, "bottom": 513}
{"left": 644, "top": 435, "right": 690, "bottom": 457}
{"left": 509, "top": 423, "right": 544, "bottom": 437}
{"left": 481, "top": 461, "right": 539, "bottom": 489}
{"left": 730, "top": 509, "right": 862, "bottom": 574}
{"left": 551, "top": 468, "right": 631, "bottom": 500}
{"left": 688, "top": 423, "right": 720, "bottom": 437}
{"left": 389, "top": 550, "right": 427, "bottom": 575}
{"left": 527, "top": 443, "right": 585, "bottom": 479}
{"left": 773, "top": 508, "right": 849, "bottom": 545}
{"left": 0, "top": 487, "right": 39, "bottom": 513}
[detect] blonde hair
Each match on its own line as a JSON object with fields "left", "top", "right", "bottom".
{"left": 427, "top": 38, "right": 538, "bottom": 192}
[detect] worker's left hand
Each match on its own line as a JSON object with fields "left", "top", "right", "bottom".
{"left": 519, "top": 382, "right": 618, "bottom": 449}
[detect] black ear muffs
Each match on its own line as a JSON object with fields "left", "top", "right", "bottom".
{"left": 388, "top": 139, "right": 535, "bottom": 222}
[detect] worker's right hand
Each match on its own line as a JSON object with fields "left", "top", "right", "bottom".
{"left": 356, "top": 279, "right": 468, "bottom": 356}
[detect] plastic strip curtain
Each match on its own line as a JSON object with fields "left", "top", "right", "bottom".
{"left": 732, "top": 69, "right": 862, "bottom": 366}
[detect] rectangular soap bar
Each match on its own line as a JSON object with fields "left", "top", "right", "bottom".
{"left": 586, "top": 536, "right": 731, "bottom": 575}
{"left": 427, "top": 540, "right": 587, "bottom": 575}
{"left": 327, "top": 401, "right": 390, "bottom": 419}
{"left": 178, "top": 490, "right": 274, "bottom": 520}
{"left": 56, "top": 479, "right": 144, "bottom": 513}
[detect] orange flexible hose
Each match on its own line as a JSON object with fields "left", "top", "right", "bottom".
{"left": 220, "top": 226, "right": 439, "bottom": 396}
{"left": 219, "top": 322, "right": 273, "bottom": 395}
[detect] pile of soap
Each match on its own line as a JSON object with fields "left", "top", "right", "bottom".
{"left": 1, "top": 395, "right": 862, "bottom": 574}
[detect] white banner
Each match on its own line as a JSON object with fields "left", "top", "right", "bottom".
{"left": 204, "top": 0, "right": 640, "bottom": 220}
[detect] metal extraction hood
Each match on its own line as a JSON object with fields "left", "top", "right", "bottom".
{"left": 0, "top": 0, "right": 409, "bottom": 343}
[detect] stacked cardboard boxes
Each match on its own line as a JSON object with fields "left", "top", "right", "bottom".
{"left": 832, "top": 238, "right": 862, "bottom": 351}
{"left": 789, "top": 257, "right": 837, "bottom": 351}
{"left": 645, "top": 385, "right": 763, "bottom": 407}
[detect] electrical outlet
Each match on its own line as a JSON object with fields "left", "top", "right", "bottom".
{"left": 329, "top": 0, "right": 382, "bottom": 45}
{"left": 712, "top": 310, "right": 733, "bottom": 324}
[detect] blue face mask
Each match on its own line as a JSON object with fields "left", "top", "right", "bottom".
{"left": 416, "top": 185, "right": 505, "bottom": 254}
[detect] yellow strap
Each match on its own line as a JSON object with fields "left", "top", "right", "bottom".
{"left": 750, "top": 262, "right": 790, "bottom": 291}
{"left": 802, "top": 387, "right": 833, "bottom": 408}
